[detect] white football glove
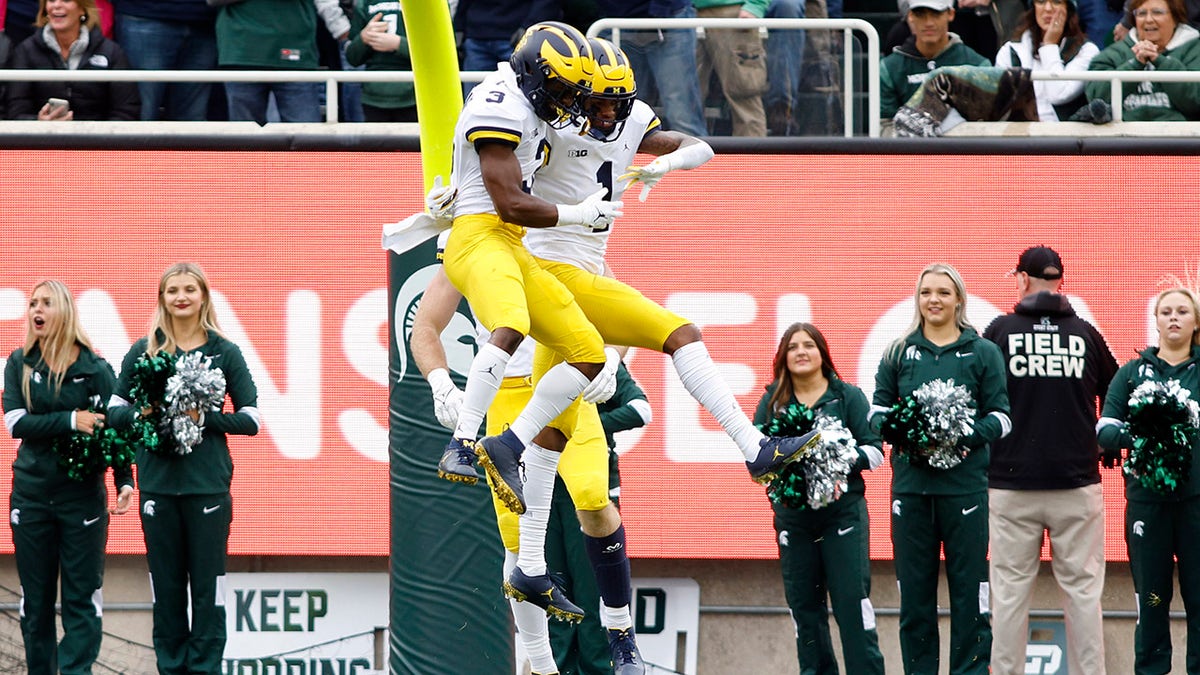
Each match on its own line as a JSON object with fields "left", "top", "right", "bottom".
{"left": 425, "top": 176, "right": 457, "bottom": 224}
{"left": 555, "top": 187, "right": 623, "bottom": 231}
{"left": 427, "top": 368, "right": 463, "bottom": 430}
{"left": 618, "top": 158, "right": 671, "bottom": 202}
{"left": 580, "top": 347, "right": 621, "bottom": 404}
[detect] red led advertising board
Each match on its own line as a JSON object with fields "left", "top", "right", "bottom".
{"left": 0, "top": 150, "right": 1192, "bottom": 560}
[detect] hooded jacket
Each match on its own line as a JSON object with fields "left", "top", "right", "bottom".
{"left": 1085, "top": 23, "right": 1200, "bottom": 120}
{"left": 880, "top": 33, "right": 990, "bottom": 118}
{"left": 1099, "top": 345, "right": 1200, "bottom": 502}
{"left": 754, "top": 375, "right": 881, "bottom": 498}
{"left": 2, "top": 344, "right": 132, "bottom": 502}
{"left": 872, "top": 327, "right": 1011, "bottom": 495}
{"left": 984, "top": 291, "right": 1118, "bottom": 490}
{"left": 6, "top": 25, "right": 139, "bottom": 120}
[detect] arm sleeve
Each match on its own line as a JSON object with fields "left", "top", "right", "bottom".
{"left": 107, "top": 45, "right": 141, "bottom": 121}
{"left": 1086, "top": 43, "right": 1139, "bottom": 102}
{"left": 1035, "top": 42, "right": 1098, "bottom": 105}
{"left": 205, "top": 344, "right": 261, "bottom": 436}
{"left": 344, "top": 2, "right": 371, "bottom": 66}
{"left": 3, "top": 354, "right": 73, "bottom": 440}
{"left": 965, "top": 343, "right": 1012, "bottom": 447}
{"left": 94, "top": 359, "right": 133, "bottom": 488}
{"left": 1150, "top": 51, "right": 1200, "bottom": 118}
{"left": 880, "top": 62, "right": 903, "bottom": 119}
{"left": 6, "top": 44, "right": 38, "bottom": 120}
{"left": 1097, "top": 362, "right": 1133, "bottom": 450}
{"left": 752, "top": 387, "right": 775, "bottom": 427}
{"left": 869, "top": 349, "right": 900, "bottom": 431}
{"left": 105, "top": 345, "right": 142, "bottom": 430}
{"left": 598, "top": 365, "right": 652, "bottom": 437}
{"left": 842, "top": 386, "right": 884, "bottom": 471}
{"left": 314, "top": 0, "right": 351, "bottom": 38}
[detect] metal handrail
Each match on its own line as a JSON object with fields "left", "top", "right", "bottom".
{"left": 1, "top": 46, "right": 1194, "bottom": 129}
{"left": 587, "top": 17, "right": 882, "bottom": 137}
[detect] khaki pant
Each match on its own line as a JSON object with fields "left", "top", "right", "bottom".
{"left": 695, "top": 4, "right": 767, "bottom": 136}
{"left": 988, "top": 485, "right": 1107, "bottom": 675}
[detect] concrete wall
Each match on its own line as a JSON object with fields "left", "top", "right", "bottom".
{"left": 0, "top": 553, "right": 1187, "bottom": 673}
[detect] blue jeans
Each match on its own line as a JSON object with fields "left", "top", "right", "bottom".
{"left": 115, "top": 13, "right": 217, "bottom": 121}
{"left": 461, "top": 37, "right": 512, "bottom": 98}
{"left": 612, "top": 5, "right": 707, "bottom": 136}
{"left": 225, "top": 82, "right": 321, "bottom": 124}
{"left": 766, "top": 0, "right": 807, "bottom": 111}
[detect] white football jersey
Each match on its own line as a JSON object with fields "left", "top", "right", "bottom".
{"left": 450, "top": 63, "right": 550, "bottom": 219}
{"left": 523, "top": 100, "right": 661, "bottom": 274}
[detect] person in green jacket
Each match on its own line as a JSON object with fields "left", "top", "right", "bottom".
{"left": 1097, "top": 286, "right": 1200, "bottom": 674}
{"left": 880, "top": 0, "right": 991, "bottom": 120}
{"left": 108, "top": 263, "right": 260, "bottom": 675}
{"left": 3, "top": 279, "right": 133, "bottom": 675}
{"left": 753, "top": 322, "right": 886, "bottom": 675}
{"left": 870, "top": 263, "right": 1011, "bottom": 675}
{"left": 1085, "top": 0, "right": 1200, "bottom": 120}
{"left": 345, "top": 1, "right": 416, "bottom": 122}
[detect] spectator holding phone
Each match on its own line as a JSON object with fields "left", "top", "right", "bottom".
{"left": 6, "top": 0, "right": 139, "bottom": 120}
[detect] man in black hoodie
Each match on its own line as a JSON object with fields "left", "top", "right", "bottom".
{"left": 983, "top": 246, "right": 1119, "bottom": 675}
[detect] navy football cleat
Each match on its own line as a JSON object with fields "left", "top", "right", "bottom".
{"left": 503, "top": 567, "right": 584, "bottom": 624}
{"left": 437, "top": 438, "right": 478, "bottom": 485}
{"left": 747, "top": 429, "right": 821, "bottom": 484}
{"left": 475, "top": 435, "right": 526, "bottom": 514}
{"left": 607, "top": 628, "right": 645, "bottom": 675}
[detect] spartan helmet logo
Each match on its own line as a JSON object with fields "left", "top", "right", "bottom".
{"left": 143, "top": 500, "right": 157, "bottom": 517}
{"left": 778, "top": 530, "right": 790, "bottom": 547}
{"left": 892, "top": 499, "right": 902, "bottom": 516}
{"left": 9, "top": 509, "right": 18, "bottom": 526}
{"left": 1133, "top": 520, "right": 1145, "bottom": 536}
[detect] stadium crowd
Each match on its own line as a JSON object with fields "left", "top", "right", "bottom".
{"left": 3, "top": 0, "right": 1199, "bottom": 133}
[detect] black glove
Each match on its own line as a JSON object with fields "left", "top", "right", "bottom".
{"left": 1100, "top": 446, "right": 1123, "bottom": 469}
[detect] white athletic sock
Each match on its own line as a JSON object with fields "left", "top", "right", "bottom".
{"left": 453, "top": 343, "right": 510, "bottom": 439}
{"left": 515, "top": 444, "right": 560, "bottom": 576}
{"left": 505, "top": 552, "right": 556, "bottom": 673}
{"left": 508, "top": 362, "right": 590, "bottom": 446}
{"left": 603, "top": 604, "right": 633, "bottom": 631}
{"left": 672, "top": 341, "right": 764, "bottom": 460}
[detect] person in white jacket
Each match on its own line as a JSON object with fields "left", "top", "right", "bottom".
{"left": 995, "top": 0, "right": 1100, "bottom": 120}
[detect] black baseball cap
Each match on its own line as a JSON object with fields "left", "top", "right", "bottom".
{"left": 1010, "top": 246, "right": 1064, "bottom": 279}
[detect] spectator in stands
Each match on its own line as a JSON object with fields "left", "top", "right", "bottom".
{"left": 3, "top": 279, "right": 133, "bottom": 675}
{"left": 765, "top": 0, "right": 806, "bottom": 135}
{"left": 995, "top": 0, "right": 1100, "bottom": 120}
{"left": 594, "top": 0, "right": 708, "bottom": 136}
{"left": 214, "top": 0, "right": 350, "bottom": 124}
{"left": 880, "top": 0, "right": 989, "bottom": 120}
{"left": 6, "top": 0, "right": 139, "bottom": 120}
{"left": 1085, "top": 0, "right": 1200, "bottom": 119}
{"left": 755, "top": 322, "right": 886, "bottom": 675}
{"left": 5, "top": 0, "right": 44, "bottom": 44}
{"left": 886, "top": 0, "right": 1023, "bottom": 63}
{"left": 1076, "top": 0, "right": 1122, "bottom": 43}
{"left": 1097, "top": 285, "right": 1200, "bottom": 675}
{"left": 454, "top": 0, "right": 564, "bottom": 96}
{"left": 547, "top": 360, "right": 650, "bottom": 675}
{"left": 695, "top": 0, "right": 769, "bottom": 136}
{"left": 345, "top": 3, "right": 415, "bottom": 121}
{"left": 111, "top": 0, "right": 217, "bottom": 121}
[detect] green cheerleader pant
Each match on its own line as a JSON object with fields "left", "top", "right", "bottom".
{"left": 774, "top": 491, "right": 885, "bottom": 675}
{"left": 9, "top": 491, "right": 108, "bottom": 675}
{"left": 140, "top": 492, "right": 232, "bottom": 675}
{"left": 891, "top": 491, "right": 990, "bottom": 675}
{"left": 1126, "top": 497, "right": 1200, "bottom": 674}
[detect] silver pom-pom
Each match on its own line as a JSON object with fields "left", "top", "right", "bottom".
{"left": 801, "top": 415, "right": 862, "bottom": 509}
{"left": 163, "top": 352, "right": 226, "bottom": 455}
{"left": 913, "top": 378, "right": 976, "bottom": 470}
